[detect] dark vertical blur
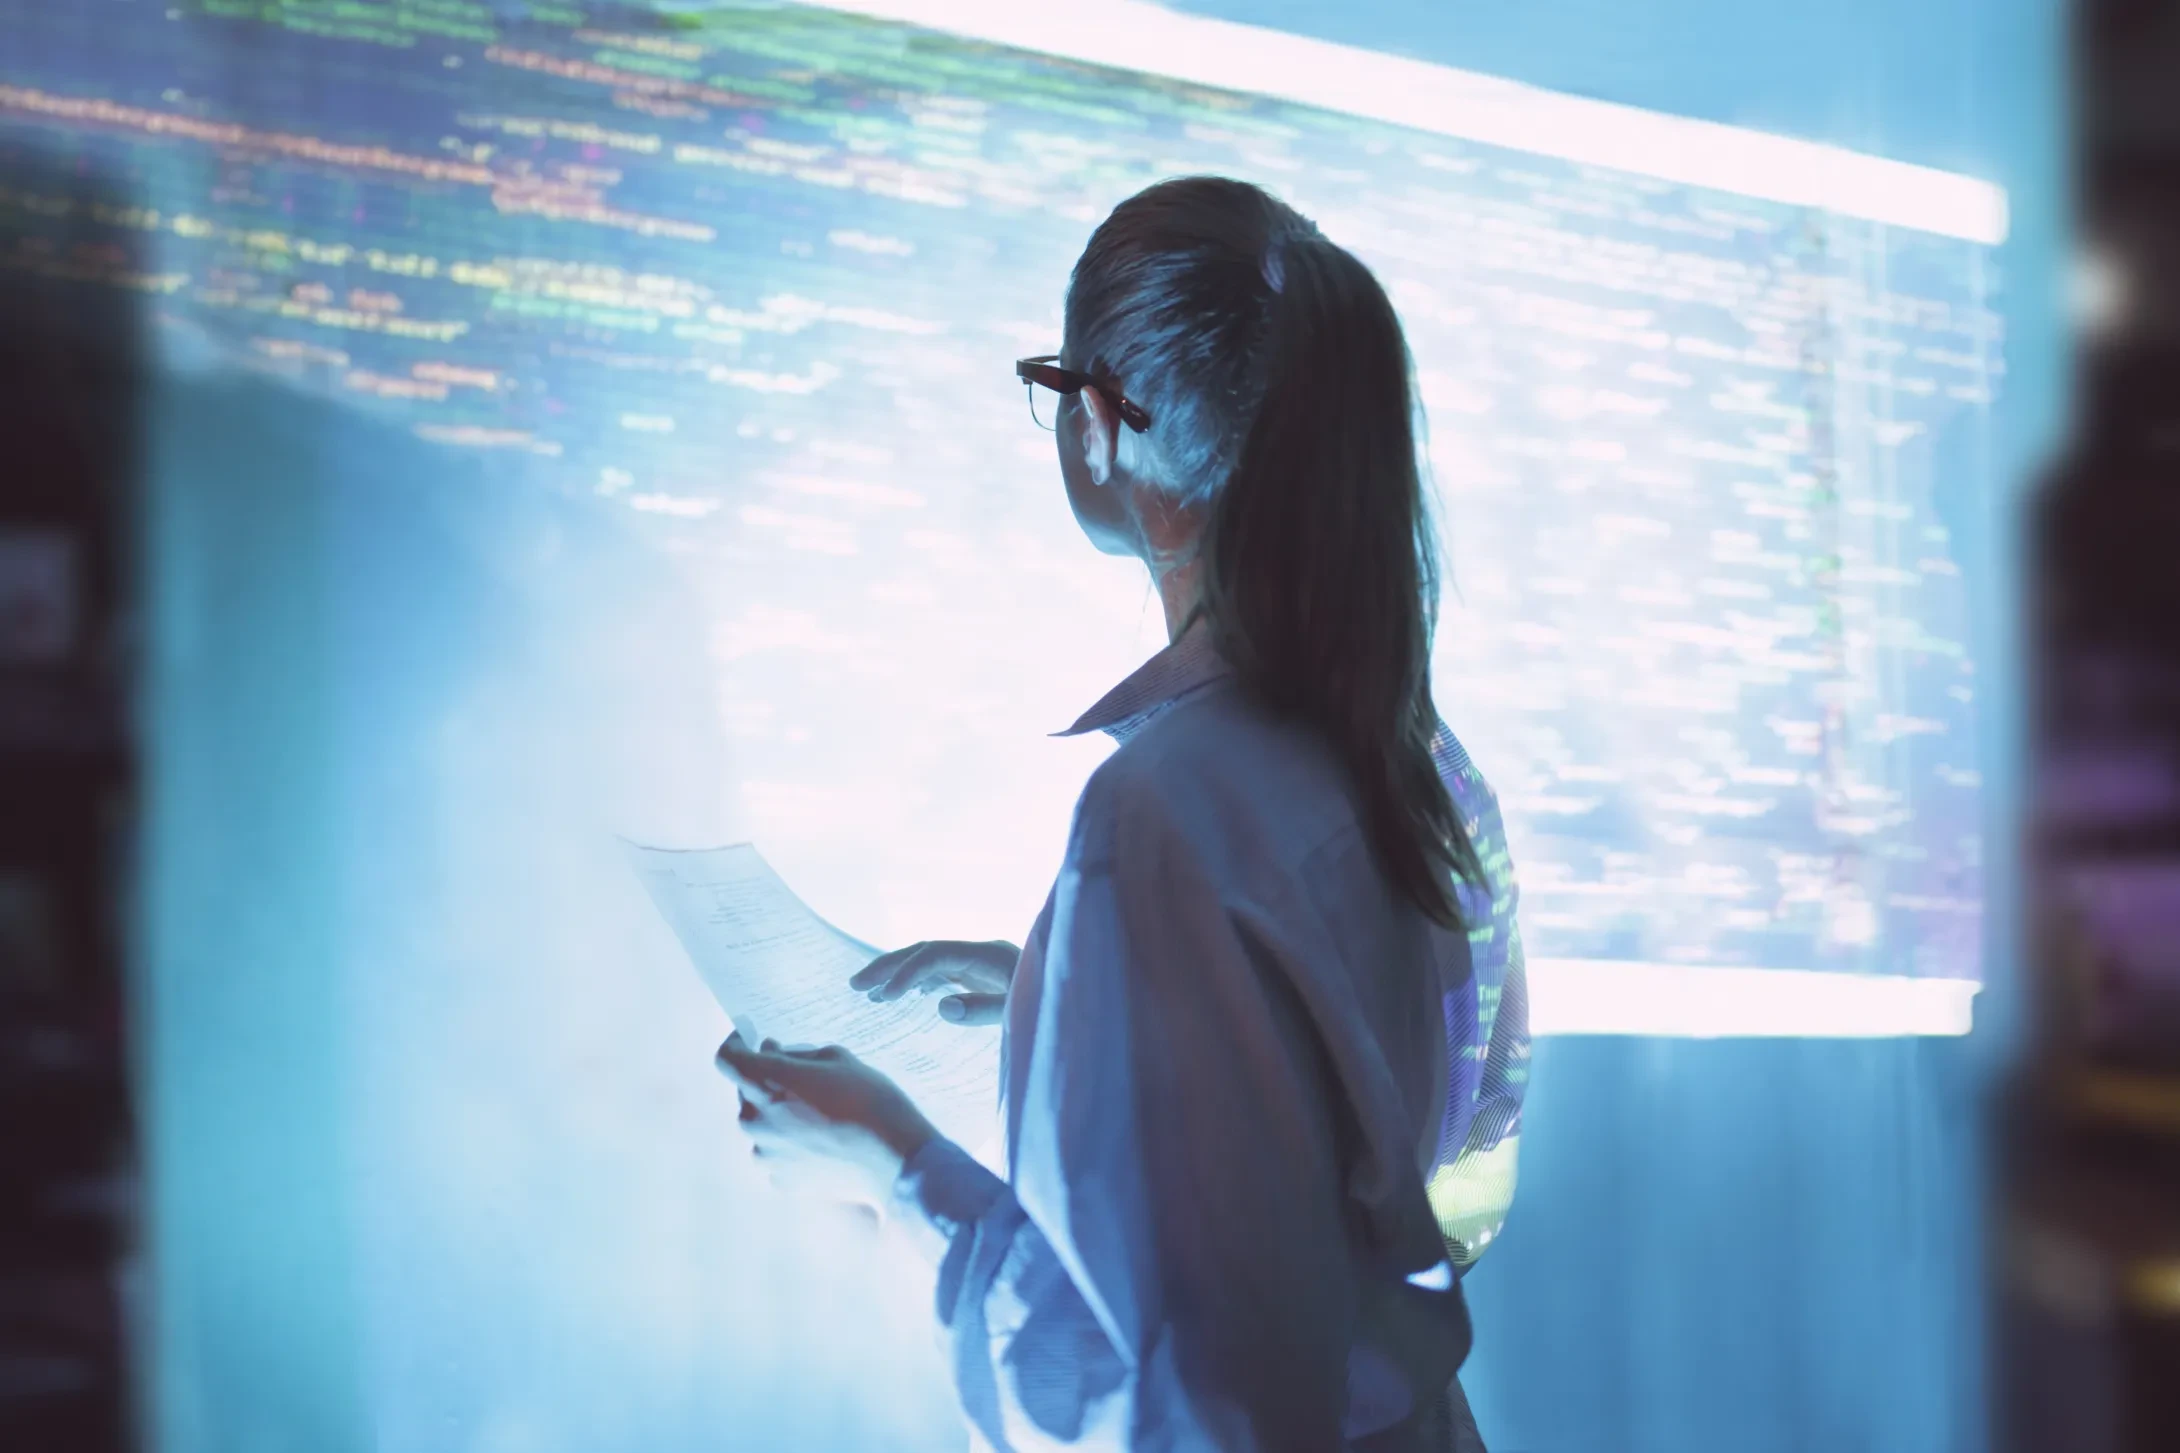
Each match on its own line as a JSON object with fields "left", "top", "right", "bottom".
{"left": 0, "top": 153, "right": 143, "bottom": 1449}
{"left": 2000, "top": 3, "right": 2180, "bottom": 1448}
{"left": 0, "top": 150, "right": 144, "bottom": 1448}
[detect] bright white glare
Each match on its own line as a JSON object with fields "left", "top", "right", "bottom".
{"left": 1529, "top": 961, "right": 1979, "bottom": 1037}
{"left": 802, "top": 0, "right": 2011, "bottom": 245}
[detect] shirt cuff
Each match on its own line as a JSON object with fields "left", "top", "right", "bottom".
{"left": 889, "top": 1135, "right": 1008, "bottom": 1265}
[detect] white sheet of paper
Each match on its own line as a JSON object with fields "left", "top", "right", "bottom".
{"left": 625, "top": 840, "right": 1001, "bottom": 1151}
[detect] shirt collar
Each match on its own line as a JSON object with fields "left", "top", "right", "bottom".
{"left": 1057, "top": 618, "right": 1232, "bottom": 744}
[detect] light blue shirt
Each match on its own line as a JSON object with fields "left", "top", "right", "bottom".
{"left": 892, "top": 626, "right": 1528, "bottom": 1451}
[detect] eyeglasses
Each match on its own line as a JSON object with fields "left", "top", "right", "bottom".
{"left": 1015, "top": 355, "right": 1152, "bottom": 434}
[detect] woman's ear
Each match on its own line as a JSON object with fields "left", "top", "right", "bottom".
{"left": 1075, "top": 385, "right": 1120, "bottom": 487}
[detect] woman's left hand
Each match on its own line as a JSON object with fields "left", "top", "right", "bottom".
{"left": 714, "top": 1034, "right": 940, "bottom": 1207}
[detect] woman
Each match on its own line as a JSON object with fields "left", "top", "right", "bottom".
{"left": 714, "top": 177, "right": 1528, "bottom": 1451}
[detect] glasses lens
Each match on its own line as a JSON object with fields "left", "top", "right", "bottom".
{"left": 1027, "top": 382, "right": 1058, "bottom": 431}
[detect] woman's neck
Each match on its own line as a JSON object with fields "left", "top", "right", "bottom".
{"left": 1127, "top": 485, "right": 1205, "bottom": 643}
{"left": 1156, "top": 557, "right": 1203, "bottom": 643}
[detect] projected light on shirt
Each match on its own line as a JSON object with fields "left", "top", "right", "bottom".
{"left": 1, "top": 0, "right": 2001, "bottom": 1035}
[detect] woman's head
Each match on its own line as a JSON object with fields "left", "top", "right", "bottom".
{"left": 1055, "top": 176, "right": 1481, "bottom": 926}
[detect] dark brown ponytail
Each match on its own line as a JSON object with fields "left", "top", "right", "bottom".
{"left": 1067, "top": 178, "right": 1481, "bottom": 926}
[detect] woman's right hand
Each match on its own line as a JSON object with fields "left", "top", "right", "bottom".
{"left": 848, "top": 940, "right": 1018, "bottom": 1027}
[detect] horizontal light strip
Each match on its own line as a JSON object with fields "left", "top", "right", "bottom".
{"left": 1528, "top": 960, "right": 1979, "bottom": 1038}
{"left": 783, "top": 0, "right": 2008, "bottom": 245}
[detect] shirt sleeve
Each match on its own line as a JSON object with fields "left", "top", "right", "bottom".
{"left": 1428, "top": 918, "right": 1527, "bottom": 1267}
{"left": 1427, "top": 721, "right": 1529, "bottom": 1269}
{"left": 889, "top": 771, "right": 1358, "bottom": 1452}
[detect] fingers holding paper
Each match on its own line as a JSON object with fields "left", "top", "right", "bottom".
{"left": 715, "top": 1033, "right": 942, "bottom": 1206}
{"left": 848, "top": 939, "right": 1018, "bottom": 1027}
